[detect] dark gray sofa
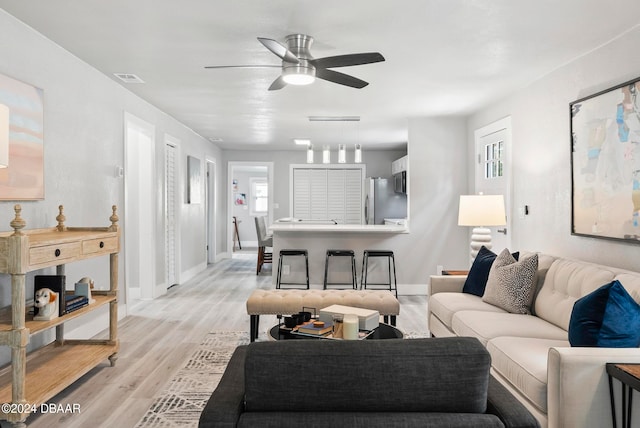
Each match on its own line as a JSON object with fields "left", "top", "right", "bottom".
{"left": 199, "top": 337, "right": 539, "bottom": 428}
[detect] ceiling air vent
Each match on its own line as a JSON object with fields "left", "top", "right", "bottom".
{"left": 113, "top": 73, "right": 145, "bottom": 84}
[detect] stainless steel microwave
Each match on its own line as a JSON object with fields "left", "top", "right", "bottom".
{"left": 393, "top": 171, "right": 406, "bottom": 194}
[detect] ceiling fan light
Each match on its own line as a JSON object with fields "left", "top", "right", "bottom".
{"left": 282, "top": 64, "right": 316, "bottom": 85}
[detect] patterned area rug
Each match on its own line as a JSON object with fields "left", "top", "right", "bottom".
{"left": 134, "top": 331, "right": 249, "bottom": 428}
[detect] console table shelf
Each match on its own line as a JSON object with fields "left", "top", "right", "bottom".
{"left": 0, "top": 341, "right": 118, "bottom": 415}
{"left": 0, "top": 293, "right": 116, "bottom": 334}
{"left": 0, "top": 204, "right": 120, "bottom": 427}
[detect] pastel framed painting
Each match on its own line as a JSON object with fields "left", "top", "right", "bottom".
{"left": 0, "top": 73, "right": 44, "bottom": 200}
{"left": 570, "top": 76, "right": 640, "bottom": 243}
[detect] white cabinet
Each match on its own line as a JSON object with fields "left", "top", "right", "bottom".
{"left": 291, "top": 166, "right": 364, "bottom": 224}
{"left": 391, "top": 155, "right": 408, "bottom": 175}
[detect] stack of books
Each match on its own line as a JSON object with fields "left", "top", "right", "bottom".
{"left": 64, "top": 294, "right": 89, "bottom": 314}
{"left": 296, "top": 321, "right": 333, "bottom": 337}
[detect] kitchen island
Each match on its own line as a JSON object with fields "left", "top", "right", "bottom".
{"left": 269, "top": 222, "right": 408, "bottom": 288}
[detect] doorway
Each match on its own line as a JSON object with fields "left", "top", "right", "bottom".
{"left": 474, "top": 116, "right": 512, "bottom": 253}
{"left": 165, "top": 135, "right": 180, "bottom": 288}
{"left": 206, "top": 158, "right": 217, "bottom": 264}
{"left": 124, "top": 113, "right": 160, "bottom": 300}
{"left": 227, "top": 162, "right": 274, "bottom": 257}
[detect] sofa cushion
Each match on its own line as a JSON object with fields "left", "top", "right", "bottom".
{"left": 614, "top": 273, "right": 640, "bottom": 303}
{"left": 452, "top": 310, "right": 568, "bottom": 346}
{"left": 482, "top": 250, "right": 538, "bottom": 314}
{"left": 238, "top": 412, "right": 505, "bottom": 428}
{"left": 244, "top": 338, "right": 491, "bottom": 414}
{"left": 462, "top": 246, "right": 519, "bottom": 296}
{"left": 569, "top": 280, "right": 640, "bottom": 347}
{"left": 429, "top": 292, "right": 507, "bottom": 329}
{"left": 534, "top": 259, "right": 617, "bottom": 330}
{"left": 488, "top": 336, "right": 569, "bottom": 413}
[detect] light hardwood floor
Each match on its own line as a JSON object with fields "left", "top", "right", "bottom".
{"left": 17, "top": 252, "right": 429, "bottom": 428}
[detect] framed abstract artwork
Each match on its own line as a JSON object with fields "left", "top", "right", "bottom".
{"left": 570, "top": 76, "right": 640, "bottom": 243}
{"left": 187, "top": 155, "right": 201, "bottom": 204}
{"left": 0, "top": 73, "right": 44, "bottom": 200}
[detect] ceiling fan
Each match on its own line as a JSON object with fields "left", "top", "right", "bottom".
{"left": 205, "top": 34, "right": 385, "bottom": 90}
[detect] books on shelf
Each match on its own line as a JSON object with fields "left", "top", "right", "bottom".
{"left": 64, "top": 294, "right": 89, "bottom": 314}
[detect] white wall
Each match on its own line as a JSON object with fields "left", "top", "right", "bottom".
{"left": 407, "top": 117, "right": 470, "bottom": 277}
{"left": 0, "top": 9, "right": 222, "bottom": 353}
{"left": 467, "top": 25, "right": 640, "bottom": 270}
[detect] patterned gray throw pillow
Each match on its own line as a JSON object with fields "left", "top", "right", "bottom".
{"left": 482, "top": 249, "right": 539, "bottom": 314}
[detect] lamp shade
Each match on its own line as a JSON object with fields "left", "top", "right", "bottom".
{"left": 458, "top": 194, "right": 506, "bottom": 226}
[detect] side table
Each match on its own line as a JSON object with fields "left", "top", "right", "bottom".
{"left": 441, "top": 270, "right": 469, "bottom": 275}
{"left": 606, "top": 363, "right": 640, "bottom": 428}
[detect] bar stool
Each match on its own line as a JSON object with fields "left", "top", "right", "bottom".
{"left": 323, "top": 249, "right": 357, "bottom": 290}
{"left": 361, "top": 250, "right": 397, "bottom": 297}
{"left": 276, "top": 249, "right": 310, "bottom": 289}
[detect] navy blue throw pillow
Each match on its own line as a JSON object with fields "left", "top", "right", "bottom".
{"left": 569, "top": 280, "right": 640, "bottom": 348}
{"left": 462, "top": 246, "right": 519, "bottom": 297}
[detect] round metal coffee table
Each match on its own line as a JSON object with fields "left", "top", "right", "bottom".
{"left": 269, "top": 322, "right": 403, "bottom": 341}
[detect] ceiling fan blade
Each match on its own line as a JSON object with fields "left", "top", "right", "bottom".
{"left": 258, "top": 37, "right": 300, "bottom": 64}
{"left": 315, "top": 68, "right": 368, "bottom": 89}
{"left": 268, "top": 75, "right": 287, "bottom": 91}
{"left": 204, "top": 65, "right": 280, "bottom": 69}
{"left": 310, "top": 52, "right": 385, "bottom": 69}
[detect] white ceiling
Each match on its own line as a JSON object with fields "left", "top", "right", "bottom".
{"left": 2, "top": 1, "right": 639, "bottom": 151}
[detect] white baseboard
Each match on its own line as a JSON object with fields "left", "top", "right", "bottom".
{"left": 154, "top": 281, "right": 167, "bottom": 298}
{"left": 129, "top": 286, "right": 141, "bottom": 300}
{"left": 216, "top": 251, "right": 232, "bottom": 262}
{"left": 64, "top": 302, "right": 128, "bottom": 340}
{"left": 398, "top": 283, "right": 428, "bottom": 296}
{"left": 180, "top": 262, "right": 207, "bottom": 284}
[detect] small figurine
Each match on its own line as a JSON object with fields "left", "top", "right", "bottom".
{"left": 33, "top": 288, "right": 59, "bottom": 321}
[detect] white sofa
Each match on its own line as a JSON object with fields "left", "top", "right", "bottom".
{"left": 428, "top": 252, "right": 640, "bottom": 428}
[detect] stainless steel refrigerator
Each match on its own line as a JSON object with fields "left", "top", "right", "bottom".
{"left": 364, "top": 177, "right": 408, "bottom": 224}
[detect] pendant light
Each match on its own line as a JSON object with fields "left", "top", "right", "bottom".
{"left": 338, "top": 144, "right": 346, "bottom": 163}
{"left": 306, "top": 144, "right": 314, "bottom": 163}
{"left": 354, "top": 144, "right": 362, "bottom": 163}
{"left": 322, "top": 145, "right": 330, "bottom": 164}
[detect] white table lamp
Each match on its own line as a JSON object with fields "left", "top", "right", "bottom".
{"left": 458, "top": 194, "right": 506, "bottom": 261}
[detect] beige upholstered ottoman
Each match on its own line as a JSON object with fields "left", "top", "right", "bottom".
{"left": 246, "top": 289, "right": 400, "bottom": 341}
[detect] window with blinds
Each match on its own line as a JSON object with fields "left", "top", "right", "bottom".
{"left": 291, "top": 166, "right": 364, "bottom": 224}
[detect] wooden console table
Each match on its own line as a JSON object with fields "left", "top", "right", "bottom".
{"left": 0, "top": 205, "right": 120, "bottom": 427}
